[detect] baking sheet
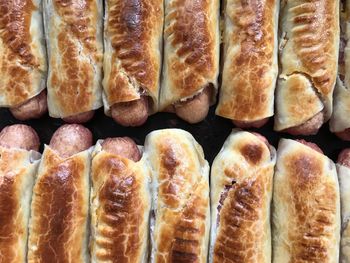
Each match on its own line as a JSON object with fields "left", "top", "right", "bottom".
{"left": 0, "top": 106, "right": 348, "bottom": 164}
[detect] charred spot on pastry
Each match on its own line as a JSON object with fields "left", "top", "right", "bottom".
{"left": 171, "top": 250, "right": 197, "bottom": 263}
{"left": 240, "top": 144, "right": 263, "bottom": 164}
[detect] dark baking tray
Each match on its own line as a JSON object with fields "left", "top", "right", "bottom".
{"left": 0, "top": 105, "right": 348, "bottom": 164}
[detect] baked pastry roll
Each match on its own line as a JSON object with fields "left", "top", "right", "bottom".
{"left": 0, "top": 125, "right": 41, "bottom": 263}
{"left": 28, "top": 125, "right": 92, "bottom": 262}
{"left": 216, "top": 0, "right": 279, "bottom": 128}
{"left": 273, "top": 139, "right": 340, "bottom": 262}
{"left": 337, "top": 149, "right": 350, "bottom": 262}
{"left": 275, "top": 0, "right": 339, "bottom": 135}
{"left": 330, "top": 0, "right": 350, "bottom": 140}
{"left": 209, "top": 130, "right": 276, "bottom": 262}
{"left": 160, "top": 0, "right": 220, "bottom": 124}
{"left": 103, "top": 0, "right": 163, "bottom": 127}
{"left": 44, "top": 0, "right": 103, "bottom": 122}
{"left": 145, "top": 129, "right": 210, "bottom": 263}
{"left": 90, "top": 139, "right": 150, "bottom": 262}
{"left": 0, "top": 0, "right": 47, "bottom": 120}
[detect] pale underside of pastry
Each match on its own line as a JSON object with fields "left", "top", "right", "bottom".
{"left": 216, "top": 0, "right": 279, "bottom": 122}
{"left": 273, "top": 139, "right": 340, "bottom": 262}
{"left": 144, "top": 129, "right": 210, "bottom": 263}
{"left": 27, "top": 146, "right": 91, "bottom": 263}
{"left": 90, "top": 141, "right": 151, "bottom": 263}
{"left": 209, "top": 130, "right": 276, "bottom": 263}
{"left": 275, "top": 0, "right": 339, "bottom": 131}
{"left": 330, "top": 0, "right": 350, "bottom": 133}
{"left": 102, "top": 0, "right": 163, "bottom": 114}
{"left": 0, "top": 146, "right": 40, "bottom": 263}
{"left": 0, "top": 0, "right": 47, "bottom": 107}
{"left": 337, "top": 163, "right": 350, "bottom": 263}
{"left": 159, "top": 0, "right": 220, "bottom": 110}
{"left": 44, "top": 0, "right": 103, "bottom": 118}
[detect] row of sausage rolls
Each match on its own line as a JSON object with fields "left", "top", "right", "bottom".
{"left": 211, "top": 130, "right": 341, "bottom": 262}
{"left": 0, "top": 125, "right": 210, "bottom": 262}
{"left": 2, "top": 125, "right": 350, "bottom": 262}
{"left": 0, "top": 0, "right": 219, "bottom": 125}
{"left": 217, "top": 0, "right": 342, "bottom": 136}
{"left": 2, "top": 0, "right": 347, "bottom": 135}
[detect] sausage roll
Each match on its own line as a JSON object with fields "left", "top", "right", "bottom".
{"left": 44, "top": 0, "right": 103, "bottom": 120}
{"left": 275, "top": 0, "right": 339, "bottom": 135}
{"left": 144, "top": 129, "right": 210, "bottom": 263}
{"left": 90, "top": 140, "right": 151, "bottom": 262}
{"left": 0, "top": 132, "right": 41, "bottom": 263}
{"left": 216, "top": 0, "right": 279, "bottom": 127}
{"left": 160, "top": 0, "right": 220, "bottom": 124}
{"left": 28, "top": 143, "right": 91, "bottom": 262}
{"left": 0, "top": 1, "right": 47, "bottom": 112}
{"left": 103, "top": 0, "right": 163, "bottom": 126}
{"left": 337, "top": 149, "right": 350, "bottom": 262}
{"left": 330, "top": 0, "right": 350, "bottom": 140}
{"left": 273, "top": 139, "right": 340, "bottom": 262}
{"left": 209, "top": 130, "right": 276, "bottom": 263}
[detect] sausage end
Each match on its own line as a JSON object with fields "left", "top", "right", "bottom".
{"left": 102, "top": 137, "right": 141, "bottom": 162}
{"left": 49, "top": 124, "right": 93, "bottom": 158}
{"left": 0, "top": 124, "right": 40, "bottom": 151}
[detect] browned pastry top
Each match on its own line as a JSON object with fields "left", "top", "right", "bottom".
{"left": 284, "top": 152, "right": 337, "bottom": 261}
{"left": 210, "top": 131, "right": 275, "bottom": 263}
{"left": 282, "top": 0, "right": 338, "bottom": 97}
{"left": 0, "top": 0, "right": 42, "bottom": 106}
{"left": 0, "top": 147, "right": 37, "bottom": 262}
{"left": 28, "top": 148, "right": 89, "bottom": 262}
{"left": 91, "top": 153, "right": 148, "bottom": 263}
{"left": 151, "top": 134, "right": 209, "bottom": 263}
{"left": 163, "top": 0, "right": 217, "bottom": 98}
{"left": 214, "top": 176, "right": 267, "bottom": 262}
{"left": 48, "top": 0, "right": 102, "bottom": 116}
{"left": 0, "top": 173, "right": 19, "bottom": 260}
{"left": 217, "top": 0, "right": 276, "bottom": 121}
{"left": 274, "top": 141, "right": 339, "bottom": 262}
{"left": 105, "top": 0, "right": 162, "bottom": 104}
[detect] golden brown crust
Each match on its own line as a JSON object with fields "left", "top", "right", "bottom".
{"left": 216, "top": 0, "right": 277, "bottom": 121}
{"left": 156, "top": 180, "right": 208, "bottom": 263}
{"left": 28, "top": 148, "right": 89, "bottom": 262}
{"left": 91, "top": 152, "right": 149, "bottom": 262}
{"left": 104, "top": 0, "right": 162, "bottom": 107}
{"left": 287, "top": 1, "right": 337, "bottom": 96}
{"left": 0, "top": 0, "right": 45, "bottom": 106}
{"left": 169, "top": 184, "right": 207, "bottom": 263}
{"left": 213, "top": 177, "right": 266, "bottom": 262}
{"left": 147, "top": 130, "right": 210, "bottom": 263}
{"left": 47, "top": 0, "right": 103, "bottom": 117}
{"left": 0, "top": 147, "right": 39, "bottom": 263}
{"left": 287, "top": 154, "right": 336, "bottom": 260}
{"left": 210, "top": 131, "right": 275, "bottom": 263}
{"left": 273, "top": 140, "right": 340, "bottom": 262}
{"left": 160, "top": 0, "right": 219, "bottom": 109}
{"left": 276, "top": 0, "right": 339, "bottom": 128}
{"left": 0, "top": 173, "right": 21, "bottom": 261}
